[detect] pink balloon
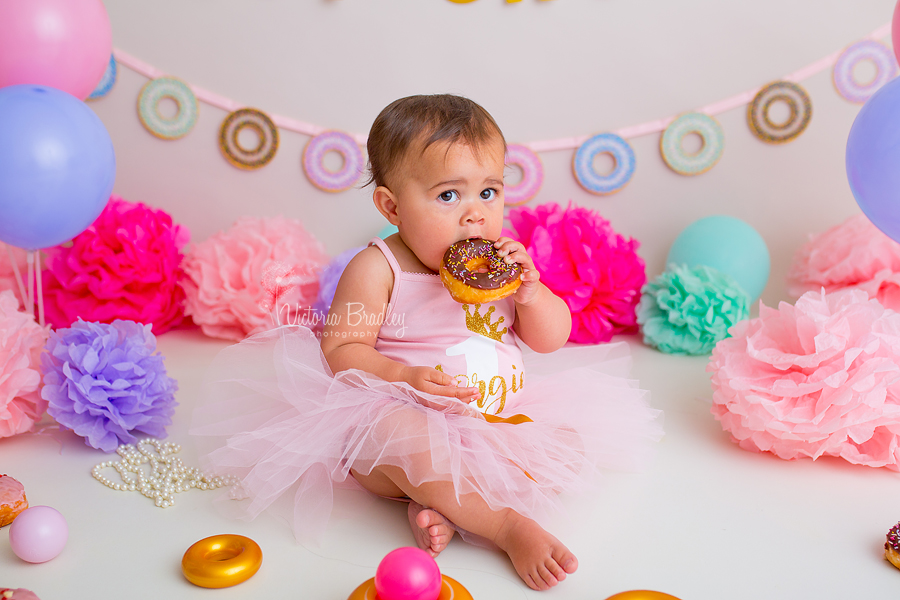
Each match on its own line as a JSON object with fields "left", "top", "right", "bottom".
{"left": 8, "top": 506, "right": 69, "bottom": 563}
{"left": 894, "top": 0, "right": 900, "bottom": 67}
{"left": 0, "top": 0, "right": 112, "bottom": 100}
{"left": 375, "top": 547, "right": 442, "bottom": 600}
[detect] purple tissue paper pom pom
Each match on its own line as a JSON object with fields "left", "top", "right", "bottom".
{"left": 41, "top": 320, "right": 178, "bottom": 452}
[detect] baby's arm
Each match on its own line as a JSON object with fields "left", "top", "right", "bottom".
{"left": 321, "top": 246, "right": 480, "bottom": 403}
{"left": 494, "top": 238, "right": 572, "bottom": 353}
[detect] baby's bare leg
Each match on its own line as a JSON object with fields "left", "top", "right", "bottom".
{"left": 353, "top": 463, "right": 576, "bottom": 591}
{"left": 350, "top": 468, "right": 455, "bottom": 557}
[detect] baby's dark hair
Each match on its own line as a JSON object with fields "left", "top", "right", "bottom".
{"left": 365, "top": 94, "right": 506, "bottom": 188}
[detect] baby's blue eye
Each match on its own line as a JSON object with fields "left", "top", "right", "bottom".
{"left": 439, "top": 190, "right": 459, "bottom": 203}
{"left": 480, "top": 188, "right": 497, "bottom": 201}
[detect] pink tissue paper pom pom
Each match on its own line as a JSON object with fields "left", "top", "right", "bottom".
{"left": 0, "top": 290, "right": 49, "bottom": 438}
{"left": 709, "top": 288, "right": 900, "bottom": 470}
{"left": 181, "top": 216, "right": 328, "bottom": 341}
{"left": 505, "top": 202, "right": 646, "bottom": 343}
{"left": 787, "top": 213, "right": 900, "bottom": 309}
{"left": 41, "top": 197, "right": 191, "bottom": 334}
{"left": 0, "top": 242, "right": 29, "bottom": 309}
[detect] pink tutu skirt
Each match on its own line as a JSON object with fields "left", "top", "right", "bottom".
{"left": 191, "top": 326, "right": 663, "bottom": 541}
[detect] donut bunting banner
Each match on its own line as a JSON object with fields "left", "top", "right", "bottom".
{"left": 747, "top": 81, "right": 812, "bottom": 144}
{"left": 219, "top": 108, "right": 279, "bottom": 170}
{"left": 107, "top": 22, "right": 894, "bottom": 197}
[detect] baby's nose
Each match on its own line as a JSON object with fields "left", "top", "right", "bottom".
{"left": 462, "top": 203, "right": 485, "bottom": 224}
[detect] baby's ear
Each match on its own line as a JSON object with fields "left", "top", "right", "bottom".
{"left": 373, "top": 186, "right": 401, "bottom": 225}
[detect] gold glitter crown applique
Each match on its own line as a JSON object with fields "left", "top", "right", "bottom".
{"left": 464, "top": 304, "right": 507, "bottom": 342}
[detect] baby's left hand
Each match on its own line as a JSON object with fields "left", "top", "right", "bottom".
{"left": 494, "top": 238, "right": 540, "bottom": 306}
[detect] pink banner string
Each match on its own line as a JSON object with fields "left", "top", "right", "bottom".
{"left": 113, "top": 22, "right": 891, "bottom": 153}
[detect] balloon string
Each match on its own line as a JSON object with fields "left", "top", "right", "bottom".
{"left": 6, "top": 245, "right": 27, "bottom": 311}
{"left": 26, "top": 251, "right": 34, "bottom": 316}
{"left": 35, "top": 250, "right": 45, "bottom": 327}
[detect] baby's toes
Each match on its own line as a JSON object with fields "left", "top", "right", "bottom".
{"left": 552, "top": 546, "right": 578, "bottom": 574}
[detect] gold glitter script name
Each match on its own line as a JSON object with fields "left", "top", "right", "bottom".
{"left": 436, "top": 364, "right": 524, "bottom": 415}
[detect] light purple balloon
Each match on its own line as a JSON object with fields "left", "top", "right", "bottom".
{"left": 9, "top": 505, "right": 68, "bottom": 563}
{"left": 846, "top": 76, "right": 900, "bottom": 243}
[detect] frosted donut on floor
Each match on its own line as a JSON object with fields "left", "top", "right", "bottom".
{"left": 87, "top": 55, "right": 117, "bottom": 101}
{"left": 833, "top": 40, "right": 898, "bottom": 104}
{"left": 219, "top": 108, "right": 279, "bottom": 170}
{"left": 137, "top": 77, "right": 198, "bottom": 140}
{"left": 573, "top": 133, "right": 636, "bottom": 195}
{"left": 660, "top": 113, "right": 724, "bottom": 176}
{"left": 302, "top": 131, "right": 364, "bottom": 192}
{"left": 747, "top": 81, "right": 811, "bottom": 144}
{"left": 503, "top": 144, "right": 543, "bottom": 206}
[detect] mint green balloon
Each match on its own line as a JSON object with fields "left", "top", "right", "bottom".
{"left": 377, "top": 224, "right": 398, "bottom": 239}
{"left": 666, "top": 215, "right": 770, "bottom": 302}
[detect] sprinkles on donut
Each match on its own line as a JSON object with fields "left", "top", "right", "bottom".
{"left": 885, "top": 522, "right": 900, "bottom": 570}
{"left": 440, "top": 238, "right": 522, "bottom": 304}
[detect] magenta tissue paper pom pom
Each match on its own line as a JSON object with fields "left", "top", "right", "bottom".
{"left": 709, "top": 289, "right": 900, "bottom": 470}
{"left": 506, "top": 202, "right": 646, "bottom": 343}
{"left": 0, "top": 291, "right": 49, "bottom": 438}
{"left": 42, "top": 319, "right": 178, "bottom": 452}
{"left": 787, "top": 214, "right": 900, "bottom": 309}
{"left": 41, "top": 197, "right": 191, "bottom": 334}
{"left": 181, "top": 216, "right": 328, "bottom": 341}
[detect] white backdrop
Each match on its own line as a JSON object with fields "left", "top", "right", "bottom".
{"left": 91, "top": 0, "right": 896, "bottom": 306}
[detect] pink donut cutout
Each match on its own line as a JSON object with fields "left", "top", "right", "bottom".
{"left": 302, "top": 131, "right": 364, "bottom": 193}
{"left": 503, "top": 144, "right": 543, "bottom": 206}
{"left": 833, "top": 40, "right": 898, "bottom": 104}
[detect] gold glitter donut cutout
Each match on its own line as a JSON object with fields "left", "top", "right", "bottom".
{"left": 219, "top": 108, "right": 279, "bottom": 170}
{"left": 747, "top": 81, "right": 812, "bottom": 144}
{"left": 347, "top": 575, "right": 473, "bottom": 600}
{"left": 182, "top": 534, "right": 262, "bottom": 588}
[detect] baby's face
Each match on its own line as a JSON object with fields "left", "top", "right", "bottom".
{"left": 391, "top": 136, "right": 506, "bottom": 273}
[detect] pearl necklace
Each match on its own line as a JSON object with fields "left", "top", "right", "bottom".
{"left": 91, "top": 438, "right": 237, "bottom": 508}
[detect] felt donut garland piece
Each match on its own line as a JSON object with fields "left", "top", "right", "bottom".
{"left": 747, "top": 81, "right": 812, "bottom": 144}
{"left": 573, "top": 133, "right": 636, "bottom": 195}
{"left": 87, "top": 55, "right": 117, "bottom": 101}
{"left": 219, "top": 108, "right": 279, "bottom": 170}
{"left": 833, "top": 40, "right": 898, "bottom": 104}
{"left": 137, "top": 77, "right": 199, "bottom": 140}
{"left": 302, "top": 131, "right": 364, "bottom": 192}
{"left": 660, "top": 113, "right": 724, "bottom": 176}
{"left": 303, "top": 131, "right": 363, "bottom": 192}
{"left": 503, "top": 144, "right": 543, "bottom": 206}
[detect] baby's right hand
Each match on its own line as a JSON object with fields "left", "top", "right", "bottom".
{"left": 400, "top": 366, "right": 481, "bottom": 409}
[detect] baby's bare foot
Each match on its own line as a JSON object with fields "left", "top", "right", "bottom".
{"left": 408, "top": 501, "right": 455, "bottom": 557}
{"left": 496, "top": 515, "right": 577, "bottom": 591}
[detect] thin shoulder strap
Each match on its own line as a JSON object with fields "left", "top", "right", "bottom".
{"left": 369, "top": 237, "right": 401, "bottom": 311}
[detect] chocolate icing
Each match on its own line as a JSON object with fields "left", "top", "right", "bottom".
{"left": 886, "top": 522, "right": 900, "bottom": 552}
{"left": 442, "top": 239, "right": 522, "bottom": 290}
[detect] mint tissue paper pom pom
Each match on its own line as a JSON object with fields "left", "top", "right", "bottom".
{"left": 637, "top": 264, "right": 750, "bottom": 355}
{"left": 42, "top": 319, "right": 178, "bottom": 451}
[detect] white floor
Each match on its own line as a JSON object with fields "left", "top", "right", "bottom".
{"left": 3, "top": 327, "right": 900, "bottom": 599}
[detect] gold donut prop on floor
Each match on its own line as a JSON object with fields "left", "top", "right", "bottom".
{"left": 347, "top": 575, "right": 473, "bottom": 600}
{"left": 182, "top": 534, "right": 262, "bottom": 588}
{"left": 604, "top": 591, "right": 682, "bottom": 600}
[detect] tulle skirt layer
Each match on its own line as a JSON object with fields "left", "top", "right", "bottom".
{"left": 190, "top": 326, "right": 663, "bottom": 541}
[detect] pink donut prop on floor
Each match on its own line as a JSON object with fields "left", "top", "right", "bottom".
{"left": 833, "top": 40, "right": 898, "bottom": 104}
{"left": 302, "top": 131, "right": 364, "bottom": 192}
{"left": 503, "top": 144, "right": 543, "bottom": 206}
{"left": 0, "top": 0, "right": 112, "bottom": 100}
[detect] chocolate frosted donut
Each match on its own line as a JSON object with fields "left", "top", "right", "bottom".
{"left": 885, "top": 522, "right": 900, "bottom": 569}
{"left": 440, "top": 239, "right": 522, "bottom": 304}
